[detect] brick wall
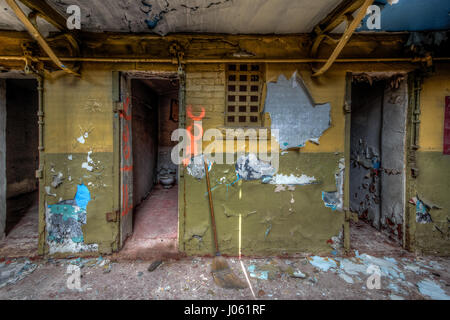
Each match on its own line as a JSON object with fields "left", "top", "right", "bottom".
{"left": 185, "top": 64, "right": 226, "bottom": 130}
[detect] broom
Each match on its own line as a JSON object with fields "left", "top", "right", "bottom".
{"left": 204, "top": 158, "right": 247, "bottom": 289}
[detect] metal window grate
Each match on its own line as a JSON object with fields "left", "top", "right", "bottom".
{"left": 226, "top": 64, "right": 262, "bottom": 126}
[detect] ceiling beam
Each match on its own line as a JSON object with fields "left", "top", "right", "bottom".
{"left": 313, "top": 0, "right": 366, "bottom": 36}
{"left": 311, "top": 0, "right": 374, "bottom": 77}
{"left": 5, "top": 0, "right": 79, "bottom": 76}
{"left": 18, "top": 0, "right": 68, "bottom": 31}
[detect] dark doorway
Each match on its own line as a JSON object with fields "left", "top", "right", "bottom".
{"left": 349, "top": 74, "right": 408, "bottom": 250}
{"left": 119, "top": 75, "right": 179, "bottom": 259}
{"left": 0, "top": 78, "right": 39, "bottom": 257}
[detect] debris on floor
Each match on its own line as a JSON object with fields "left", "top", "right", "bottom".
{"left": 417, "top": 279, "right": 450, "bottom": 300}
{"left": 148, "top": 260, "right": 163, "bottom": 272}
{"left": 307, "top": 256, "right": 337, "bottom": 272}
{"left": 0, "top": 252, "right": 449, "bottom": 300}
{"left": 0, "top": 259, "right": 37, "bottom": 289}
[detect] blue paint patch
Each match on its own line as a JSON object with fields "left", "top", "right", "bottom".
{"left": 372, "top": 159, "right": 381, "bottom": 169}
{"left": 322, "top": 191, "right": 338, "bottom": 211}
{"left": 145, "top": 17, "right": 161, "bottom": 29}
{"left": 416, "top": 199, "right": 433, "bottom": 223}
{"left": 357, "top": 0, "right": 450, "bottom": 32}
{"left": 264, "top": 224, "right": 272, "bottom": 239}
{"left": 308, "top": 256, "right": 337, "bottom": 272}
{"left": 75, "top": 184, "right": 91, "bottom": 209}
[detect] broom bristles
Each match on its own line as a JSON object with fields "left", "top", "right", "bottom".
{"left": 211, "top": 256, "right": 229, "bottom": 271}
{"left": 211, "top": 256, "right": 247, "bottom": 289}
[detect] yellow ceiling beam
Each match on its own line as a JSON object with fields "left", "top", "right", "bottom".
{"left": 5, "top": 0, "right": 79, "bottom": 76}
{"left": 312, "top": 0, "right": 374, "bottom": 77}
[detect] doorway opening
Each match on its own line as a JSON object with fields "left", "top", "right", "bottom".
{"left": 349, "top": 73, "right": 408, "bottom": 255}
{"left": 0, "top": 78, "right": 39, "bottom": 258}
{"left": 119, "top": 73, "right": 180, "bottom": 260}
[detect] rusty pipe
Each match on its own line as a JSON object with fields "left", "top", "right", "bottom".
{"left": 1, "top": 55, "right": 449, "bottom": 64}
{"left": 5, "top": 0, "right": 79, "bottom": 76}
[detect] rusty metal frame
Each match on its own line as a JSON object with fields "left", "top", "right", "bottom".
{"left": 5, "top": 0, "right": 79, "bottom": 76}
{"left": 311, "top": 0, "right": 374, "bottom": 77}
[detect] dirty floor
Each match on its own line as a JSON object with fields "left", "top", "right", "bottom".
{"left": 1, "top": 209, "right": 449, "bottom": 300}
{"left": 114, "top": 185, "right": 179, "bottom": 261}
{"left": 0, "top": 252, "right": 449, "bottom": 300}
{"left": 0, "top": 193, "right": 38, "bottom": 258}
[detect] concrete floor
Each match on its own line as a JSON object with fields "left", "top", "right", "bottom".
{"left": 0, "top": 193, "right": 38, "bottom": 259}
{"left": 1, "top": 194, "right": 449, "bottom": 300}
{"left": 114, "top": 184, "right": 179, "bottom": 260}
{"left": 0, "top": 252, "right": 449, "bottom": 300}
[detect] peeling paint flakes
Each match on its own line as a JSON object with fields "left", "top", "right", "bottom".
{"left": 51, "top": 172, "right": 64, "bottom": 188}
{"left": 46, "top": 185, "right": 97, "bottom": 254}
{"left": 45, "top": 186, "right": 56, "bottom": 197}
{"left": 270, "top": 174, "right": 315, "bottom": 185}
{"left": 82, "top": 151, "right": 94, "bottom": 171}
{"left": 338, "top": 272, "right": 354, "bottom": 284}
{"left": 417, "top": 279, "right": 450, "bottom": 300}
{"left": 308, "top": 256, "right": 337, "bottom": 272}
{"left": 264, "top": 71, "right": 331, "bottom": 149}
{"left": 236, "top": 154, "right": 275, "bottom": 180}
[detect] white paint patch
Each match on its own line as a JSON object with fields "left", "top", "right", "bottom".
{"left": 48, "top": 240, "right": 98, "bottom": 255}
{"left": 270, "top": 174, "right": 316, "bottom": 185}
{"left": 68, "top": 155, "right": 73, "bottom": 160}
{"left": 82, "top": 151, "right": 94, "bottom": 171}
{"left": 51, "top": 172, "right": 64, "bottom": 188}
{"left": 77, "top": 132, "right": 89, "bottom": 144}
{"left": 77, "top": 136, "right": 85, "bottom": 144}
{"left": 45, "top": 186, "right": 56, "bottom": 197}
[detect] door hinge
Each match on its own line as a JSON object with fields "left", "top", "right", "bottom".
{"left": 106, "top": 210, "right": 119, "bottom": 222}
{"left": 113, "top": 101, "right": 123, "bottom": 113}
{"left": 35, "top": 169, "right": 43, "bottom": 179}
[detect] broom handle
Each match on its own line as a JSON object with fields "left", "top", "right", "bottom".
{"left": 204, "top": 158, "right": 220, "bottom": 255}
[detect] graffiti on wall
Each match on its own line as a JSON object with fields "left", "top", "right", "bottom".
{"left": 120, "top": 96, "right": 133, "bottom": 216}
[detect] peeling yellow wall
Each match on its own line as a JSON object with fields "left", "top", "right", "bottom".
{"left": 36, "top": 59, "right": 450, "bottom": 256}
{"left": 44, "top": 66, "right": 114, "bottom": 154}
{"left": 266, "top": 64, "right": 346, "bottom": 153}
{"left": 419, "top": 64, "right": 450, "bottom": 151}
{"left": 414, "top": 63, "right": 450, "bottom": 255}
{"left": 186, "top": 63, "right": 347, "bottom": 154}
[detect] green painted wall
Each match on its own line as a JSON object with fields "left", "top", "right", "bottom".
{"left": 415, "top": 152, "right": 450, "bottom": 255}
{"left": 181, "top": 152, "right": 345, "bottom": 256}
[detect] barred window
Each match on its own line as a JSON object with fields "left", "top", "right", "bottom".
{"left": 226, "top": 64, "right": 262, "bottom": 126}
